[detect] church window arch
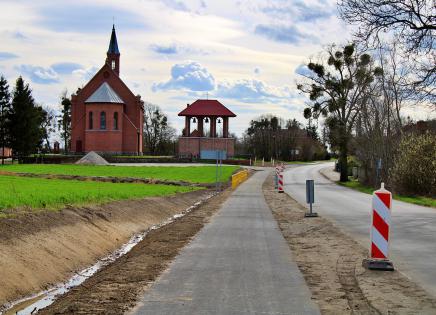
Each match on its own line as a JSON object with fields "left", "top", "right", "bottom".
{"left": 89, "top": 111, "right": 93, "bottom": 130}
{"left": 100, "top": 112, "right": 106, "bottom": 130}
{"left": 113, "top": 112, "right": 119, "bottom": 130}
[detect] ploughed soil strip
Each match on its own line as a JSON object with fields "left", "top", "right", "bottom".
{"left": 0, "top": 170, "right": 213, "bottom": 188}
{"left": 37, "top": 188, "right": 232, "bottom": 315}
{"left": 263, "top": 173, "right": 436, "bottom": 315}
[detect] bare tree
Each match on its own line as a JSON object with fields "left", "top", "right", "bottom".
{"left": 143, "top": 102, "right": 175, "bottom": 155}
{"left": 338, "top": 0, "right": 436, "bottom": 102}
{"left": 297, "top": 43, "right": 382, "bottom": 181}
{"left": 57, "top": 90, "right": 71, "bottom": 152}
{"left": 243, "top": 115, "right": 326, "bottom": 162}
{"left": 353, "top": 45, "right": 411, "bottom": 187}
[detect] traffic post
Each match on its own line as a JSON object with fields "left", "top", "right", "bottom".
{"left": 274, "top": 166, "right": 279, "bottom": 190}
{"left": 363, "top": 182, "right": 394, "bottom": 271}
{"left": 278, "top": 171, "right": 284, "bottom": 193}
{"left": 304, "top": 179, "right": 318, "bottom": 217}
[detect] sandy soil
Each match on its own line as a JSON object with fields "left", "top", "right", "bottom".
{"left": 36, "top": 188, "right": 231, "bottom": 315}
{"left": 263, "top": 173, "right": 436, "bottom": 315}
{"left": 0, "top": 189, "right": 209, "bottom": 308}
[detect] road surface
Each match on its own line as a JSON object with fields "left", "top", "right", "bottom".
{"left": 132, "top": 170, "right": 320, "bottom": 315}
{"left": 283, "top": 162, "right": 436, "bottom": 297}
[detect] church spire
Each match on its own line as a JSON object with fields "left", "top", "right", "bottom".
{"left": 107, "top": 24, "right": 120, "bottom": 54}
{"left": 106, "top": 25, "right": 120, "bottom": 76}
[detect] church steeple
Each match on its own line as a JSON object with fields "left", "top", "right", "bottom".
{"left": 106, "top": 25, "right": 120, "bottom": 76}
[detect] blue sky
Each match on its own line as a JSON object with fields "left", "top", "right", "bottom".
{"left": 0, "top": 0, "right": 432, "bottom": 136}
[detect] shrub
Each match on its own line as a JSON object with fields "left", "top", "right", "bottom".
{"left": 391, "top": 132, "right": 436, "bottom": 196}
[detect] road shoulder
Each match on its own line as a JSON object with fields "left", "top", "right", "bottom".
{"left": 263, "top": 172, "right": 436, "bottom": 315}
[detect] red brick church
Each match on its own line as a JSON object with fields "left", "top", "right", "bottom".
{"left": 70, "top": 26, "right": 144, "bottom": 154}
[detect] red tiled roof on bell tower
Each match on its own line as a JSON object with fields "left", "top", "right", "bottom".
{"left": 178, "top": 99, "right": 236, "bottom": 117}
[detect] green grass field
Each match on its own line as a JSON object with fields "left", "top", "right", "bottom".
{"left": 0, "top": 164, "right": 239, "bottom": 183}
{"left": 338, "top": 180, "right": 436, "bottom": 208}
{"left": 0, "top": 175, "right": 199, "bottom": 215}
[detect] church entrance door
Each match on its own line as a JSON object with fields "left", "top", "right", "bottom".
{"left": 76, "top": 140, "right": 82, "bottom": 153}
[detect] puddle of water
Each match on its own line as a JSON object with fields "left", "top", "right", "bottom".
{"left": 0, "top": 194, "right": 214, "bottom": 315}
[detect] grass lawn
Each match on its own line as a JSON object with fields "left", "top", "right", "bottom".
{"left": 0, "top": 175, "right": 199, "bottom": 215}
{"left": 338, "top": 180, "right": 436, "bottom": 208}
{"left": 0, "top": 164, "right": 240, "bottom": 184}
{"left": 112, "top": 155, "right": 174, "bottom": 159}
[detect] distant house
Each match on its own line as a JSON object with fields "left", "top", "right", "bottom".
{"left": 70, "top": 25, "right": 144, "bottom": 154}
{"left": 403, "top": 119, "right": 436, "bottom": 134}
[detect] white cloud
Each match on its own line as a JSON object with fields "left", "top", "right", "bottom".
{"left": 153, "top": 61, "right": 215, "bottom": 92}
{"left": 216, "top": 79, "right": 295, "bottom": 103}
{"left": 18, "top": 65, "right": 59, "bottom": 84}
{"left": 72, "top": 66, "right": 100, "bottom": 82}
{"left": 0, "top": 0, "right": 431, "bottom": 136}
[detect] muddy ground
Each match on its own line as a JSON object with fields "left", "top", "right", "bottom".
{"left": 35, "top": 188, "right": 231, "bottom": 315}
{"left": 263, "top": 173, "right": 436, "bottom": 315}
{"left": 0, "top": 189, "right": 210, "bottom": 308}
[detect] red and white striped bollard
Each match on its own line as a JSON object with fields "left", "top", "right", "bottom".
{"left": 278, "top": 171, "right": 284, "bottom": 193}
{"left": 363, "top": 182, "right": 394, "bottom": 270}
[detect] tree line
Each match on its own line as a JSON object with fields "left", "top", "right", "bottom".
{"left": 296, "top": 0, "right": 435, "bottom": 196}
{"left": 240, "top": 115, "right": 329, "bottom": 162}
{"left": 0, "top": 76, "right": 58, "bottom": 163}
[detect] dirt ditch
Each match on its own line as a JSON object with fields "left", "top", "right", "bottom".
{"left": 30, "top": 187, "right": 231, "bottom": 314}
{"left": 263, "top": 173, "right": 436, "bottom": 315}
{"left": 0, "top": 189, "right": 213, "bottom": 309}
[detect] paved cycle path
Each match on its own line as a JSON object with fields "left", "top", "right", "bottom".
{"left": 132, "top": 170, "right": 320, "bottom": 315}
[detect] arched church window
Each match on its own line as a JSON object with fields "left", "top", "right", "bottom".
{"left": 111, "top": 60, "right": 116, "bottom": 70}
{"left": 89, "top": 111, "right": 93, "bottom": 129}
{"left": 113, "top": 112, "right": 118, "bottom": 130}
{"left": 100, "top": 112, "right": 106, "bottom": 130}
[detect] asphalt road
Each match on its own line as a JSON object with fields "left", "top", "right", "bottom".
{"left": 132, "top": 170, "right": 320, "bottom": 315}
{"left": 283, "top": 162, "right": 436, "bottom": 297}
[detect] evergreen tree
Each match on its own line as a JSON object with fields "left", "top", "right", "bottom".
{"left": 0, "top": 75, "right": 11, "bottom": 164}
{"left": 8, "top": 77, "right": 44, "bottom": 160}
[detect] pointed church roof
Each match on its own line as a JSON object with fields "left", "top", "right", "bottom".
{"left": 107, "top": 25, "right": 120, "bottom": 54}
{"left": 85, "top": 82, "right": 124, "bottom": 103}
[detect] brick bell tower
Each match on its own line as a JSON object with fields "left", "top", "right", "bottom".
{"left": 106, "top": 24, "right": 120, "bottom": 76}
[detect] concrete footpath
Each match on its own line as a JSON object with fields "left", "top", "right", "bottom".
{"left": 132, "top": 170, "right": 320, "bottom": 315}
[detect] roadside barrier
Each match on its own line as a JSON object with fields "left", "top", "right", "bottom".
{"left": 232, "top": 170, "right": 249, "bottom": 189}
{"left": 274, "top": 166, "right": 279, "bottom": 190}
{"left": 278, "top": 172, "right": 284, "bottom": 193}
{"left": 363, "top": 182, "right": 394, "bottom": 271}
